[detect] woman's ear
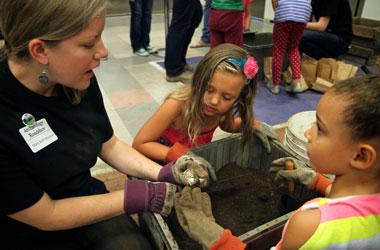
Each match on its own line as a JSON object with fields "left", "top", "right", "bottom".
{"left": 351, "top": 143, "right": 377, "bottom": 170}
{"left": 28, "top": 38, "right": 49, "bottom": 65}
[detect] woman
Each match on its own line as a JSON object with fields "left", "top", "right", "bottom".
{"left": 0, "top": 1, "right": 212, "bottom": 249}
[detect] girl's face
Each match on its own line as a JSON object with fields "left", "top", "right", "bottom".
{"left": 44, "top": 14, "right": 108, "bottom": 90}
{"left": 304, "top": 92, "right": 355, "bottom": 175}
{"left": 202, "top": 70, "right": 245, "bottom": 117}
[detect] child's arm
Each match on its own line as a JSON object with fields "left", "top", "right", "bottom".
{"left": 306, "top": 16, "right": 330, "bottom": 32}
{"left": 132, "top": 99, "right": 185, "bottom": 162}
{"left": 244, "top": 1, "right": 253, "bottom": 31}
{"left": 280, "top": 208, "right": 320, "bottom": 249}
{"left": 220, "top": 116, "right": 281, "bottom": 153}
{"left": 271, "top": 0, "right": 277, "bottom": 10}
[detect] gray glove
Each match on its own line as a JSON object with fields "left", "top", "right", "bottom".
{"left": 255, "top": 122, "right": 281, "bottom": 153}
{"left": 270, "top": 157, "right": 316, "bottom": 187}
{"left": 158, "top": 153, "right": 217, "bottom": 188}
{"left": 174, "top": 187, "right": 224, "bottom": 248}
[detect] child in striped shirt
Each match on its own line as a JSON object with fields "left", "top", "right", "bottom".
{"left": 267, "top": 0, "right": 311, "bottom": 94}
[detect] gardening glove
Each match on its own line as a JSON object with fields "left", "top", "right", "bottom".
{"left": 253, "top": 120, "right": 281, "bottom": 153}
{"left": 165, "top": 142, "right": 189, "bottom": 163}
{"left": 174, "top": 187, "right": 246, "bottom": 250}
{"left": 124, "top": 179, "right": 177, "bottom": 217}
{"left": 270, "top": 157, "right": 332, "bottom": 194}
{"left": 158, "top": 153, "right": 216, "bottom": 188}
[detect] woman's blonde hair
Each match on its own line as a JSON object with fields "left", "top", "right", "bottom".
{"left": 0, "top": 0, "right": 107, "bottom": 104}
{"left": 166, "top": 43, "right": 258, "bottom": 146}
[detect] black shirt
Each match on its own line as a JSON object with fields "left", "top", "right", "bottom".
{"left": 311, "top": 0, "right": 353, "bottom": 43}
{"left": 0, "top": 58, "right": 113, "bottom": 238}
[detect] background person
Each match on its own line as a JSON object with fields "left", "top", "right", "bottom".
{"left": 0, "top": 1, "right": 212, "bottom": 249}
{"left": 174, "top": 74, "right": 380, "bottom": 249}
{"left": 190, "top": 0, "right": 212, "bottom": 48}
{"left": 165, "top": 0, "right": 203, "bottom": 84}
{"left": 208, "top": 0, "right": 246, "bottom": 48}
{"left": 299, "top": 0, "right": 353, "bottom": 59}
{"left": 129, "top": 0, "right": 158, "bottom": 57}
{"left": 266, "top": 0, "right": 311, "bottom": 95}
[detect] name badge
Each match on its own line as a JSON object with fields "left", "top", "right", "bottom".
{"left": 19, "top": 118, "right": 58, "bottom": 153}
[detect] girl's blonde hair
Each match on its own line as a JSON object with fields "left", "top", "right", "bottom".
{"left": 0, "top": 0, "right": 107, "bottom": 104}
{"left": 166, "top": 43, "right": 258, "bottom": 146}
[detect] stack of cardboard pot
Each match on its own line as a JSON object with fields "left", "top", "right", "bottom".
{"left": 263, "top": 57, "right": 358, "bottom": 93}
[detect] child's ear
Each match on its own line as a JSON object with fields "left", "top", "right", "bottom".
{"left": 351, "top": 143, "right": 377, "bottom": 170}
{"left": 28, "top": 38, "right": 49, "bottom": 65}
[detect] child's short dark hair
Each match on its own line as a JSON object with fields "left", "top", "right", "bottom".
{"left": 331, "top": 74, "right": 380, "bottom": 142}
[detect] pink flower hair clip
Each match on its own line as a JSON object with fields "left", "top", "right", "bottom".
{"left": 226, "top": 56, "right": 259, "bottom": 81}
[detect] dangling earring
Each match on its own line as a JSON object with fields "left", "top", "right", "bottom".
{"left": 38, "top": 69, "right": 48, "bottom": 85}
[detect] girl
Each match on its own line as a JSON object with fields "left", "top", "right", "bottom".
{"left": 267, "top": 0, "right": 311, "bottom": 94}
{"left": 133, "top": 43, "right": 279, "bottom": 163}
{"left": 174, "top": 74, "right": 380, "bottom": 249}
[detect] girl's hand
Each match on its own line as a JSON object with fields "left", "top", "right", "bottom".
{"left": 254, "top": 121, "right": 281, "bottom": 153}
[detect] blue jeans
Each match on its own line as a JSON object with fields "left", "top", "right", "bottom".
{"left": 165, "top": 0, "right": 203, "bottom": 77}
{"left": 299, "top": 30, "right": 351, "bottom": 59}
{"left": 201, "top": 0, "right": 211, "bottom": 44}
{"left": 129, "top": 0, "right": 154, "bottom": 52}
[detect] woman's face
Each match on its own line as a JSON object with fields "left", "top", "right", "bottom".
{"left": 44, "top": 14, "right": 108, "bottom": 90}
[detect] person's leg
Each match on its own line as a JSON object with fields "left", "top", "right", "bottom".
{"left": 272, "top": 23, "right": 288, "bottom": 85}
{"left": 285, "top": 22, "right": 307, "bottom": 93}
{"left": 141, "top": 0, "right": 153, "bottom": 49}
{"left": 68, "top": 214, "right": 154, "bottom": 250}
{"left": 165, "top": 0, "right": 200, "bottom": 79}
{"left": 209, "top": 10, "right": 230, "bottom": 48}
{"left": 181, "top": 0, "right": 202, "bottom": 66}
{"left": 300, "top": 30, "right": 347, "bottom": 59}
{"left": 288, "top": 22, "right": 306, "bottom": 83}
{"left": 201, "top": 0, "right": 211, "bottom": 44}
{"left": 129, "top": 0, "right": 143, "bottom": 52}
{"left": 222, "top": 10, "right": 244, "bottom": 47}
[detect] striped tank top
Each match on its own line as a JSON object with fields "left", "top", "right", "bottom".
{"left": 274, "top": 0, "right": 312, "bottom": 24}
{"left": 298, "top": 194, "right": 380, "bottom": 249}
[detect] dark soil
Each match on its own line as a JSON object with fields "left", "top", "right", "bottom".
{"left": 165, "top": 163, "right": 287, "bottom": 250}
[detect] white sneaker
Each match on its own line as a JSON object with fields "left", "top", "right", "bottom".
{"left": 134, "top": 48, "right": 149, "bottom": 57}
{"left": 145, "top": 46, "right": 158, "bottom": 54}
{"left": 286, "top": 82, "right": 302, "bottom": 93}
{"left": 266, "top": 79, "right": 280, "bottom": 95}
